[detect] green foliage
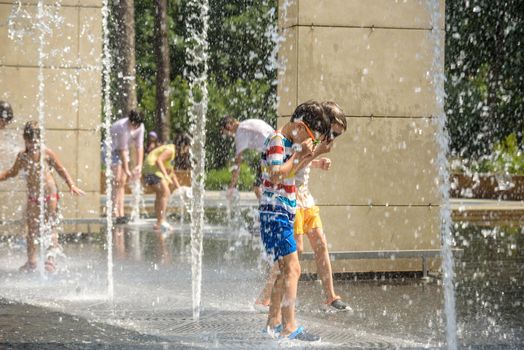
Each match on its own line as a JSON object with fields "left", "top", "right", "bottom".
{"left": 205, "top": 162, "right": 255, "bottom": 191}
{"left": 475, "top": 133, "right": 524, "bottom": 175}
{"left": 446, "top": 0, "right": 524, "bottom": 158}
{"left": 132, "top": 0, "right": 277, "bottom": 175}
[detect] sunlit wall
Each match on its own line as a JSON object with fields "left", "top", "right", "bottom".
{"left": 0, "top": 1, "right": 102, "bottom": 232}
{"left": 277, "top": 0, "right": 445, "bottom": 273}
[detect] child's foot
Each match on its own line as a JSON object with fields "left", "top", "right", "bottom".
{"left": 254, "top": 299, "right": 269, "bottom": 312}
{"left": 254, "top": 299, "right": 270, "bottom": 312}
{"left": 45, "top": 246, "right": 63, "bottom": 273}
{"left": 281, "top": 326, "right": 320, "bottom": 342}
{"left": 160, "top": 222, "right": 173, "bottom": 233}
{"left": 327, "top": 297, "right": 353, "bottom": 311}
{"left": 45, "top": 257, "right": 56, "bottom": 273}
{"left": 255, "top": 298, "right": 270, "bottom": 307}
{"left": 19, "top": 261, "right": 37, "bottom": 273}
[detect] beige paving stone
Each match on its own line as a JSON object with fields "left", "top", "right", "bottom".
{"left": 79, "top": 7, "right": 102, "bottom": 68}
{"left": 76, "top": 129, "right": 101, "bottom": 192}
{"left": 278, "top": 0, "right": 298, "bottom": 30}
{"left": 312, "top": 117, "right": 440, "bottom": 205}
{"left": 77, "top": 69, "right": 102, "bottom": 130}
{"left": 0, "top": 66, "right": 79, "bottom": 129}
{"left": 0, "top": 191, "right": 26, "bottom": 223}
{"left": 76, "top": 191, "right": 100, "bottom": 218}
{"left": 277, "top": 27, "right": 298, "bottom": 117}
{"left": 45, "top": 129, "right": 78, "bottom": 192}
{"left": 0, "top": 4, "right": 79, "bottom": 67}
{"left": 58, "top": 193, "right": 78, "bottom": 219}
{"left": 287, "top": 0, "right": 445, "bottom": 30}
{"left": 296, "top": 26, "right": 437, "bottom": 117}
{"left": 299, "top": 204, "right": 440, "bottom": 272}
{"left": 306, "top": 205, "right": 440, "bottom": 251}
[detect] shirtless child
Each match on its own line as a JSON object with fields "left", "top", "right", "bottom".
{"left": 0, "top": 121, "right": 85, "bottom": 272}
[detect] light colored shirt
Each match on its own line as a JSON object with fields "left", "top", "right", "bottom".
{"left": 295, "top": 166, "right": 315, "bottom": 208}
{"left": 235, "top": 119, "right": 274, "bottom": 155}
{"left": 110, "top": 118, "right": 145, "bottom": 151}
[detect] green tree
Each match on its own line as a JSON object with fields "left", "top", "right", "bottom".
{"left": 133, "top": 0, "right": 278, "bottom": 172}
{"left": 446, "top": 0, "right": 524, "bottom": 159}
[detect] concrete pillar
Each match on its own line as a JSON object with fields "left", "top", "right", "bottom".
{"left": 0, "top": 1, "right": 102, "bottom": 233}
{"left": 277, "top": 0, "right": 445, "bottom": 273}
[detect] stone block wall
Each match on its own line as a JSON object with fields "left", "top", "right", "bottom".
{"left": 0, "top": 1, "right": 102, "bottom": 232}
{"left": 277, "top": 0, "right": 445, "bottom": 273}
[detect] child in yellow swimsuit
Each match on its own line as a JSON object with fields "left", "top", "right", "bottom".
{"left": 142, "top": 133, "right": 191, "bottom": 232}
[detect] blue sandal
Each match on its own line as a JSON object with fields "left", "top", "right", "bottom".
{"left": 282, "top": 326, "right": 321, "bottom": 341}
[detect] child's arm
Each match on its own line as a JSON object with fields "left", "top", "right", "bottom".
{"left": 0, "top": 154, "right": 23, "bottom": 181}
{"left": 46, "top": 149, "right": 85, "bottom": 195}
{"left": 228, "top": 152, "right": 243, "bottom": 192}
{"left": 155, "top": 148, "right": 174, "bottom": 184}
{"left": 311, "top": 157, "right": 331, "bottom": 171}
{"left": 303, "top": 139, "right": 334, "bottom": 171}
{"left": 267, "top": 137, "right": 313, "bottom": 183}
{"left": 169, "top": 171, "right": 181, "bottom": 191}
{"left": 120, "top": 149, "right": 132, "bottom": 177}
{"left": 132, "top": 145, "right": 144, "bottom": 180}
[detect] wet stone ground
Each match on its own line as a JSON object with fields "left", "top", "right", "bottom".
{"left": 0, "top": 221, "right": 522, "bottom": 349}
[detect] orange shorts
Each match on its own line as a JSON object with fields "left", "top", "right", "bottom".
{"left": 294, "top": 206, "right": 322, "bottom": 235}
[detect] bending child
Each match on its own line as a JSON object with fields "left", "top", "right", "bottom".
{"left": 110, "top": 109, "right": 145, "bottom": 224}
{"left": 259, "top": 100, "right": 330, "bottom": 341}
{"left": 220, "top": 116, "right": 274, "bottom": 200}
{"left": 0, "top": 121, "right": 85, "bottom": 272}
{"left": 142, "top": 133, "right": 191, "bottom": 232}
{"left": 294, "top": 101, "right": 350, "bottom": 310}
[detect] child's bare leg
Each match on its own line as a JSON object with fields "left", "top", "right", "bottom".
{"left": 117, "top": 171, "right": 128, "bottom": 217}
{"left": 279, "top": 252, "right": 301, "bottom": 336}
{"left": 44, "top": 198, "right": 60, "bottom": 272}
{"left": 267, "top": 261, "right": 284, "bottom": 328}
{"left": 112, "top": 164, "right": 126, "bottom": 217}
{"left": 295, "top": 234, "right": 304, "bottom": 254}
{"left": 47, "top": 198, "right": 59, "bottom": 248}
{"left": 307, "top": 227, "right": 338, "bottom": 303}
{"left": 23, "top": 203, "right": 39, "bottom": 270}
{"left": 252, "top": 185, "right": 262, "bottom": 201}
{"left": 153, "top": 181, "right": 170, "bottom": 227}
{"left": 256, "top": 263, "right": 279, "bottom": 306}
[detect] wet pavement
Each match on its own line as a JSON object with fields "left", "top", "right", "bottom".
{"left": 0, "top": 218, "right": 522, "bottom": 349}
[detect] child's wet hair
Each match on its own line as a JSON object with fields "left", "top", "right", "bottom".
{"left": 23, "top": 121, "right": 40, "bottom": 142}
{"left": 219, "top": 115, "right": 236, "bottom": 130}
{"left": 290, "top": 100, "right": 331, "bottom": 136}
{"left": 128, "top": 109, "right": 145, "bottom": 125}
{"left": 0, "top": 101, "right": 14, "bottom": 123}
{"left": 174, "top": 132, "right": 192, "bottom": 149}
{"left": 173, "top": 132, "right": 192, "bottom": 170}
{"left": 322, "top": 101, "right": 347, "bottom": 131}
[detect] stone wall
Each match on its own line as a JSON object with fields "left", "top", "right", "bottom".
{"left": 0, "top": 1, "right": 102, "bottom": 232}
{"left": 277, "top": 0, "right": 445, "bottom": 273}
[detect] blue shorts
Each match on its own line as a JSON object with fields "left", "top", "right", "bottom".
{"left": 259, "top": 205, "right": 297, "bottom": 262}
